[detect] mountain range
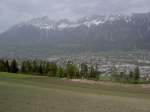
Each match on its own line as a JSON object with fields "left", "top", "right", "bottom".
{"left": 0, "top": 12, "right": 150, "bottom": 56}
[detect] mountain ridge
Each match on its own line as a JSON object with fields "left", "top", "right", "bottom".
{"left": 0, "top": 12, "right": 150, "bottom": 55}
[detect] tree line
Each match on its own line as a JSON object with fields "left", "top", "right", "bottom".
{"left": 0, "top": 59, "right": 99, "bottom": 80}
{"left": 0, "top": 58, "right": 142, "bottom": 83}
{"left": 112, "top": 66, "right": 140, "bottom": 83}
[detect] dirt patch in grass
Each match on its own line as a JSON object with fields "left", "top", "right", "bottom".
{"left": 70, "top": 79, "right": 150, "bottom": 93}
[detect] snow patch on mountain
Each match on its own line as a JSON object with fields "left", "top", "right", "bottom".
{"left": 58, "top": 23, "right": 69, "bottom": 29}
{"left": 16, "top": 14, "right": 134, "bottom": 30}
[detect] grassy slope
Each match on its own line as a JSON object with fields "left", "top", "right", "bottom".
{"left": 0, "top": 72, "right": 150, "bottom": 112}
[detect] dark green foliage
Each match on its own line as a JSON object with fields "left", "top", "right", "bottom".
{"left": 0, "top": 58, "right": 147, "bottom": 84}
{"left": 65, "top": 61, "right": 77, "bottom": 79}
{"left": 0, "top": 59, "right": 5, "bottom": 72}
{"left": 10, "top": 59, "right": 18, "bottom": 73}
{"left": 38, "top": 63, "right": 43, "bottom": 75}
{"left": 0, "top": 59, "right": 10, "bottom": 72}
{"left": 133, "top": 66, "right": 140, "bottom": 81}
{"left": 0, "top": 58, "right": 103, "bottom": 79}
{"left": 129, "top": 71, "right": 134, "bottom": 80}
{"left": 21, "top": 61, "right": 28, "bottom": 73}
{"left": 80, "top": 63, "right": 88, "bottom": 78}
{"left": 111, "top": 66, "right": 119, "bottom": 81}
{"left": 5, "top": 60, "right": 10, "bottom": 72}
{"left": 47, "top": 62, "right": 58, "bottom": 77}
{"left": 89, "top": 65, "right": 99, "bottom": 80}
{"left": 89, "top": 65, "right": 95, "bottom": 79}
{"left": 111, "top": 66, "right": 141, "bottom": 84}
{"left": 57, "top": 66, "right": 65, "bottom": 78}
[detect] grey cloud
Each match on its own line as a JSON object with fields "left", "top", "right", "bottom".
{"left": 0, "top": 0, "right": 150, "bottom": 32}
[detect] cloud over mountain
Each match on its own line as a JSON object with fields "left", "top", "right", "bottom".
{"left": 0, "top": 0, "right": 150, "bottom": 32}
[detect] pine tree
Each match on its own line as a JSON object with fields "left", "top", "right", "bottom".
{"left": 129, "top": 71, "right": 134, "bottom": 80}
{"left": 44, "top": 62, "right": 50, "bottom": 75}
{"left": 89, "top": 65, "right": 95, "bottom": 79}
{"left": 0, "top": 59, "right": 5, "bottom": 72}
{"left": 38, "top": 63, "right": 43, "bottom": 75}
{"left": 133, "top": 66, "right": 140, "bottom": 81}
{"left": 32, "top": 60, "right": 39, "bottom": 74}
{"left": 66, "top": 62, "right": 77, "bottom": 79}
{"left": 48, "top": 62, "right": 58, "bottom": 77}
{"left": 10, "top": 59, "right": 18, "bottom": 73}
{"left": 57, "top": 66, "right": 64, "bottom": 78}
{"left": 26, "top": 60, "right": 32, "bottom": 73}
{"left": 21, "top": 61, "right": 27, "bottom": 73}
{"left": 80, "top": 63, "right": 88, "bottom": 79}
{"left": 5, "top": 60, "right": 10, "bottom": 72}
{"left": 111, "top": 66, "right": 119, "bottom": 81}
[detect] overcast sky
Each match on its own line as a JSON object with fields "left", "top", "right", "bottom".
{"left": 0, "top": 0, "right": 150, "bottom": 32}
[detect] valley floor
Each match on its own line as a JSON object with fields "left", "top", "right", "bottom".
{"left": 0, "top": 72, "right": 150, "bottom": 112}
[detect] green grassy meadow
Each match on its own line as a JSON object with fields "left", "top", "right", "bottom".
{"left": 0, "top": 72, "right": 150, "bottom": 112}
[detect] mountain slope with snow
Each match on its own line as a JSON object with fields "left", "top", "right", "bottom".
{"left": 15, "top": 14, "right": 134, "bottom": 30}
{"left": 0, "top": 12, "right": 150, "bottom": 54}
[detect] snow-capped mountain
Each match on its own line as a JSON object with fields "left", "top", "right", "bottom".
{"left": 78, "top": 14, "right": 132, "bottom": 27}
{"left": 15, "top": 14, "right": 133, "bottom": 30}
{"left": 17, "top": 16, "right": 56, "bottom": 30}
{"left": 1, "top": 12, "right": 150, "bottom": 55}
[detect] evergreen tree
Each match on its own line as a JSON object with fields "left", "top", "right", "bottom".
{"left": 80, "top": 63, "right": 88, "bottom": 79}
{"left": 119, "top": 71, "right": 126, "bottom": 82}
{"left": 32, "top": 60, "right": 39, "bottom": 74}
{"left": 111, "top": 66, "right": 119, "bottom": 81}
{"left": 21, "top": 61, "right": 27, "bottom": 73}
{"left": 48, "top": 62, "right": 58, "bottom": 77}
{"left": 5, "top": 60, "right": 10, "bottom": 72}
{"left": 57, "top": 66, "right": 64, "bottom": 78}
{"left": 129, "top": 71, "right": 134, "bottom": 81}
{"left": 26, "top": 60, "right": 32, "bottom": 73}
{"left": 89, "top": 65, "right": 96, "bottom": 79}
{"left": 66, "top": 62, "right": 77, "bottom": 79}
{"left": 38, "top": 63, "right": 43, "bottom": 75}
{"left": 44, "top": 62, "right": 50, "bottom": 75}
{"left": 10, "top": 59, "right": 18, "bottom": 73}
{"left": 88, "top": 64, "right": 99, "bottom": 80}
{"left": 133, "top": 66, "right": 140, "bottom": 81}
{"left": 0, "top": 59, "right": 5, "bottom": 72}
{"left": 94, "top": 64, "right": 99, "bottom": 80}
